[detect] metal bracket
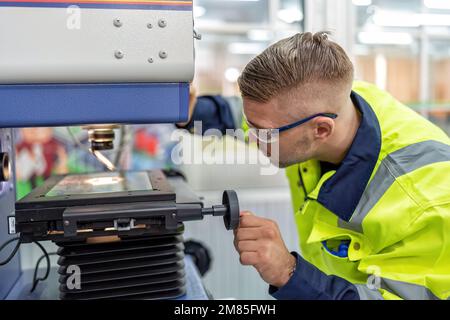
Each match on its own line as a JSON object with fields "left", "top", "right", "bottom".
{"left": 62, "top": 202, "right": 178, "bottom": 238}
{"left": 194, "top": 30, "right": 202, "bottom": 40}
{"left": 114, "top": 218, "right": 136, "bottom": 231}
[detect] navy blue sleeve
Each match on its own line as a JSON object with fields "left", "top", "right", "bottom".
{"left": 184, "top": 96, "right": 236, "bottom": 134}
{"left": 269, "top": 252, "right": 360, "bottom": 300}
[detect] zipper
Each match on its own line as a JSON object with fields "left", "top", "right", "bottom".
{"left": 297, "top": 166, "right": 308, "bottom": 201}
{"left": 297, "top": 166, "right": 315, "bottom": 213}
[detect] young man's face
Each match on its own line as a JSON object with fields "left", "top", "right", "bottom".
{"left": 243, "top": 96, "right": 315, "bottom": 168}
{"left": 242, "top": 82, "right": 345, "bottom": 168}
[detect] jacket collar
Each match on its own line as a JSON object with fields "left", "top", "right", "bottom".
{"left": 316, "top": 91, "right": 382, "bottom": 222}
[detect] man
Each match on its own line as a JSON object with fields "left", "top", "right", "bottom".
{"left": 230, "top": 32, "right": 450, "bottom": 300}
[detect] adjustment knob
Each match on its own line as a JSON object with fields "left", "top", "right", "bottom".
{"left": 222, "top": 190, "right": 240, "bottom": 230}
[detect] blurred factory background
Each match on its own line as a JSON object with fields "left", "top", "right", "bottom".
{"left": 194, "top": 0, "right": 450, "bottom": 134}
{"left": 16, "top": 0, "right": 450, "bottom": 300}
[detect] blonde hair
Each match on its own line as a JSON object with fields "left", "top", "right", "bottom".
{"left": 238, "top": 32, "right": 354, "bottom": 103}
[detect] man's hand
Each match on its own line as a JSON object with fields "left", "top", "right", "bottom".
{"left": 234, "top": 211, "right": 296, "bottom": 288}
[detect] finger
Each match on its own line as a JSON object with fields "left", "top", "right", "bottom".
{"left": 240, "top": 211, "right": 253, "bottom": 217}
{"left": 239, "top": 215, "right": 266, "bottom": 228}
{"left": 236, "top": 240, "right": 259, "bottom": 253}
{"left": 233, "top": 221, "right": 244, "bottom": 236}
{"left": 233, "top": 232, "right": 240, "bottom": 250}
{"left": 239, "top": 252, "right": 259, "bottom": 266}
{"left": 235, "top": 227, "right": 263, "bottom": 241}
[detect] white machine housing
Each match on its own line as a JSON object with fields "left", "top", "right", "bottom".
{"left": 0, "top": 3, "right": 195, "bottom": 84}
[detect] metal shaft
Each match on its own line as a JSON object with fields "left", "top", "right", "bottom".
{"left": 202, "top": 205, "right": 227, "bottom": 217}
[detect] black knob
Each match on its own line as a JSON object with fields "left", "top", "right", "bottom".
{"left": 222, "top": 190, "right": 240, "bottom": 230}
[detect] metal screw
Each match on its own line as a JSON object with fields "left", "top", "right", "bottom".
{"left": 64, "top": 220, "right": 70, "bottom": 226}
{"left": 158, "top": 19, "right": 167, "bottom": 28}
{"left": 148, "top": 57, "right": 154, "bottom": 63}
{"left": 115, "top": 50, "right": 124, "bottom": 59}
{"left": 159, "top": 51, "right": 168, "bottom": 59}
{"left": 113, "top": 18, "right": 122, "bottom": 27}
{"left": 171, "top": 213, "right": 177, "bottom": 219}
{"left": 147, "top": 23, "right": 153, "bottom": 29}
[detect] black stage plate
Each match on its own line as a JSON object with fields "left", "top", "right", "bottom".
{"left": 16, "top": 170, "right": 175, "bottom": 211}
{"left": 15, "top": 170, "right": 202, "bottom": 243}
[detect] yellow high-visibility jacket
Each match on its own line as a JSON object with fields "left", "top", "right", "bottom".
{"left": 280, "top": 81, "right": 450, "bottom": 300}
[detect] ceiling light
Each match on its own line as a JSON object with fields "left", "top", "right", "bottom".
{"left": 225, "top": 68, "right": 240, "bottom": 83}
{"left": 247, "top": 29, "right": 272, "bottom": 41}
{"left": 373, "top": 10, "right": 450, "bottom": 27}
{"left": 277, "top": 9, "right": 303, "bottom": 24}
{"left": 373, "top": 11, "right": 420, "bottom": 27}
{"left": 358, "top": 31, "right": 414, "bottom": 45}
{"left": 194, "top": 6, "right": 206, "bottom": 18}
{"left": 352, "top": 0, "right": 372, "bottom": 6}
{"left": 424, "top": 0, "right": 450, "bottom": 10}
{"left": 228, "top": 42, "right": 265, "bottom": 55}
{"left": 420, "top": 13, "right": 450, "bottom": 26}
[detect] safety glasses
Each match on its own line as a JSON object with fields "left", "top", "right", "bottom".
{"left": 244, "top": 112, "right": 338, "bottom": 143}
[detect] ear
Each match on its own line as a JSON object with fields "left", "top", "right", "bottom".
{"left": 312, "top": 117, "right": 335, "bottom": 140}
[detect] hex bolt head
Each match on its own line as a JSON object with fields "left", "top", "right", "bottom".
{"left": 115, "top": 50, "right": 124, "bottom": 59}
{"left": 158, "top": 19, "right": 167, "bottom": 28}
{"left": 113, "top": 18, "right": 122, "bottom": 27}
{"left": 159, "top": 51, "right": 168, "bottom": 59}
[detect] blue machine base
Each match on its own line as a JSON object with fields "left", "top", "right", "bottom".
{"left": 0, "top": 83, "right": 190, "bottom": 128}
{"left": 5, "top": 256, "right": 209, "bottom": 300}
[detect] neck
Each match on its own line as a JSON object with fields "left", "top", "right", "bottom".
{"left": 318, "top": 97, "right": 361, "bottom": 165}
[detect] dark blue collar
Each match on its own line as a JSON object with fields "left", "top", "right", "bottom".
{"left": 317, "top": 92, "right": 382, "bottom": 222}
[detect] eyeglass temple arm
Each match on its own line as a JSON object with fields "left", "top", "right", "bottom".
{"left": 278, "top": 113, "right": 338, "bottom": 133}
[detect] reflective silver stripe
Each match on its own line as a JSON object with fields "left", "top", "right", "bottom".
{"left": 356, "top": 279, "right": 444, "bottom": 300}
{"left": 380, "top": 278, "right": 441, "bottom": 300}
{"left": 341, "top": 140, "right": 450, "bottom": 232}
{"left": 355, "top": 284, "right": 384, "bottom": 300}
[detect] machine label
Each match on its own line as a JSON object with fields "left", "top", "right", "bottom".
{"left": 7, "top": 216, "right": 16, "bottom": 235}
{"left": 0, "top": 0, "right": 192, "bottom": 10}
